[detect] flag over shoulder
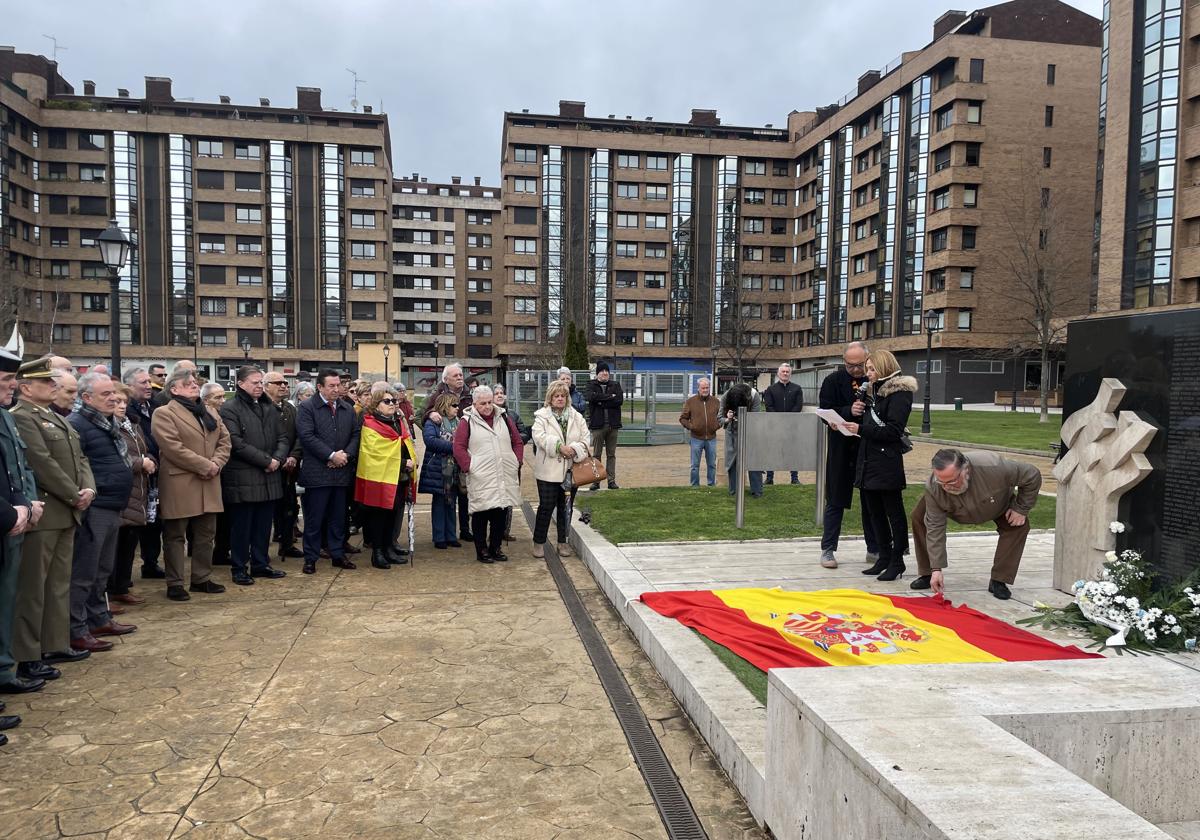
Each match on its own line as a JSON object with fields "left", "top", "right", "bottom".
{"left": 355, "top": 415, "right": 417, "bottom": 508}
{"left": 640, "top": 588, "right": 1101, "bottom": 670}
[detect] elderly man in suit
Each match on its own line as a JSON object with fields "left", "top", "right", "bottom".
{"left": 151, "top": 368, "right": 231, "bottom": 602}
{"left": 264, "top": 372, "right": 303, "bottom": 561}
{"left": 10, "top": 357, "right": 95, "bottom": 679}
{"left": 296, "top": 368, "right": 360, "bottom": 576}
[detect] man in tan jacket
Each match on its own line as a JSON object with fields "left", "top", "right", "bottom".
{"left": 910, "top": 448, "right": 1043, "bottom": 601}
{"left": 679, "top": 378, "right": 721, "bottom": 487}
{"left": 151, "top": 369, "right": 231, "bottom": 602}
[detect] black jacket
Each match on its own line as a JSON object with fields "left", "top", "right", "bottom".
{"left": 68, "top": 412, "right": 134, "bottom": 511}
{"left": 854, "top": 375, "right": 917, "bottom": 492}
{"left": 584, "top": 377, "right": 624, "bottom": 430}
{"left": 271, "top": 398, "right": 302, "bottom": 462}
{"left": 763, "top": 380, "right": 804, "bottom": 414}
{"left": 820, "top": 367, "right": 866, "bottom": 508}
{"left": 130, "top": 397, "right": 159, "bottom": 459}
{"left": 296, "top": 394, "right": 361, "bottom": 488}
{"left": 219, "top": 389, "right": 289, "bottom": 504}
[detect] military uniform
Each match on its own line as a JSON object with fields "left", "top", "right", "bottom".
{"left": 10, "top": 356, "right": 95, "bottom": 667}
{"left": 0, "top": 375, "right": 38, "bottom": 691}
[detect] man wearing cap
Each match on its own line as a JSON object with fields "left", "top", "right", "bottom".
{"left": 0, "top": 344, "right": 44, "bottom": 698}
{"left": 583, "top": 361, "right": 623, "bottom": 491}
{"left": 10, "top": 357, "right": 95, "bottom": 681}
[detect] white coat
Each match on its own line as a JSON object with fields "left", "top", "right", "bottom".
{"left": 530, "top": 406, "right": 590, "bottom": 483}
{"left": 460, "top": 407, "right": 521, "bottom": 514}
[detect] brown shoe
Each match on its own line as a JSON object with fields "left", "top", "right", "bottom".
{"left": 111, "top": 593, "right": 146, "bottom": 605}
{"left": 109, "top": 605, "right": 126, "bottom": 616}
{"left": 70, "top": 634, "right": 114, "bottom": 652}
{"left": 92, "top": 621, "right": 137, "bottom": 637}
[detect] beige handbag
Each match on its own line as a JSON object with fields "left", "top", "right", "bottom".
{"left": 571, "top": 452, "right": 608, "bottom": 487}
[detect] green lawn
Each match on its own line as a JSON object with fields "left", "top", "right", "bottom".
{"left": 696, "top": 633, "right": 768, "bottom": 705}
{"left": 922, "top": 410, "right": 1062, "bottom": 451}
{"left": 578, "top": 484, "right": 1056, "bottom": 544}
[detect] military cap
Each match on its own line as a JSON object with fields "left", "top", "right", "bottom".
{"left": 17, "top": 355, "right": 56, "bottom": 380}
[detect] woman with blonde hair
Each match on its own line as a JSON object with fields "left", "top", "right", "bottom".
{"left": 843, "top": 348, "right": 917, "bottom": 582}
{"left": 530, "top": 379, "right": 590, "bottom": 558}
{"left": 418, "top": 392, "right": 463, "bottom": 549}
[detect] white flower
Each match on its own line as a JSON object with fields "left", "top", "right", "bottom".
{"left": 1109, "top": 521, "right": 1125, "bottom": 534}
{"left": 1104, "top": 551, "right": 1118, "bottom": 563}
{"left": 1165, "top": 615, "right": 1178, "bottom": 625}
{"left": 1173, "top": 625, "right": 1183, "bottom": 635}
{"left": 1144, "top": 628, "right": 1158, "bottom": 642}
{"left": 1127, "top": 598, "right": 1140, "bottom": 610}
{"left": 1114, "top": 595, "right": 1126, "bottom": 604}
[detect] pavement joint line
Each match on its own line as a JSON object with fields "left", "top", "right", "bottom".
{"left": 521, "top": 501, "right": 710, "bottom": 840}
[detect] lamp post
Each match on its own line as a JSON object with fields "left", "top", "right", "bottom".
{"left": 382, "top": 343, "right": 390, "bottom": 382}
{"left": 921, "top": 309, "right": 941, "bottom": 435}
{"left": 97, "top": 219, "right": 131, "bottom": 376}
{"left": 338, "top": 320, "right": 349, "bottom": 372}
{"left": 241, "top": 336, "right": 251, "bottom": 362}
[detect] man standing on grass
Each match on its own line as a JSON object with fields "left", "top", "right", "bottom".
{"left": 679, "top": 378, "right": 720, "bottom": 487}
{"left": 584, "top": 361, "right": 623, "bottom": 491}
{"left": 763, "top": 363, "right": 804, "bottom": 486}
{"left": 909, "top": 448, "right": 1042, "bottom": 601}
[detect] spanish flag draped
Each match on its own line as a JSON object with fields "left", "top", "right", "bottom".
{"left": 641, "top": 588, "right": 1100, "bottom": 669}
{"left": 354, "top": 415, "right": 417, "bottom": 508}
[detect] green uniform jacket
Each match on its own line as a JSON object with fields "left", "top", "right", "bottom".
{"left": 10, "top": 399, "right": 95, "bottom": 531}
{"left": 0, "top": 407, "right": 36, "bottom": 559}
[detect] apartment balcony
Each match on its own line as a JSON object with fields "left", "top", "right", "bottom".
{"left": 931, "top": 80, "right": 988, "bottom": 112}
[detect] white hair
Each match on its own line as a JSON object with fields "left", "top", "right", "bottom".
{"left": 294, "top": 382, "right": 315, "bottom": 400}
{"left": 471, "top": 384, "right": 494, "bottom": 403}
{"left": 556, "top": 366, "right": 571, "bottom": 376}
{"left": 78, "top": 372, "right": 110, "bottom": 397}
{"left": 370, "top": 380, "right": 391, "bottom": 395}
{"left": 200, "top": 382, "right": 225, "bottom": 401}
{"left": 441, "top": 363, "right": 463, "bottom": 383}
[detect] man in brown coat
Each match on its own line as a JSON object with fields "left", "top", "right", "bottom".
{"left": 679, "top": 378, "right": 721, "bottom": 487}
{"left": 151, "top": 369, "right": 231, "bottom": 602}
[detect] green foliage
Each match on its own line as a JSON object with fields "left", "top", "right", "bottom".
{"left": 564, "top": 322, "right": 590, "bottom": 371}
{"left": 919, "top": 410, "right": 1063, "bottom": 451}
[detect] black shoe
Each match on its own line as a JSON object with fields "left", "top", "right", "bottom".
{"left": 189, "top": 581, "right": 226, "bottom": 594}
{"left": 0, "top": 715, "right": 19, "bottom": 731}
{"left": 988, "top": 580, "right": 1012, "bottom": 600}
{"left": 17, "top": 661, "right": 60, "bottom": 682}
{"left": 332, "top": 558, "right": 357, "bottom": 570}
{"left": 232, "top": 573, "right": 255, "bottom": 586}
{"left": 862, "top": 558, "right": 890, "bottom": 576}
{"left": 302, "top": 562, "right": 316, "bottom": 575}
{"left": 42, "top": 648, "right": 90, "bottom": 664}
{"left": 0, "top": 699, "right": 5, "bottom": 712}
{"left": 909, "top": 575, "right": 932, "bottom": 590}
{"left": 212, "top": 556, "right": 232, "bottom": 566}
{"left": 876, "top": 563, "right": 906, "bottom": 582}
{"left": 280, "top": 546, "right": 304, "bottom": 559}
{"left": 477, "top": 553, "right": 495, "bottom": 564}
{"left": 434, "top": 542, "right": 448, "bottom": 550}
{"left": 343, "top": 543, "right": 362, "bottom": 555}
{"left": 607, "top": 482, "right": 620, "bottom": 490}
{"left": 492, "top": 551, "right": 509, "bottom": 562}
{"left": 0, "top": 676, "right": 45, "bottom": 694}
{"left": 167, "top": 585, "right": 191, "bottom": 601}
{"left": 0, "top": 733, "right": 7, "bottom": 746}
{"left": 387, "top": 547, "right": 410, "bottom": 566}
{"left": 448, "top": 540, "right": 463, "bottom": 548}
{"left": 141, "top": 565, "right": 166, "bottom": 580}
{"left": 251, "top": 567, "right": 286, "bottom": 579}
{"left": 459, "top": 532, "right": 473, "bottom": 542}
{"left": 371, "top": 549, "right": 391, "bottom": 570}
{"left": 589, "top": 483, "right": 601, "bottom": 492}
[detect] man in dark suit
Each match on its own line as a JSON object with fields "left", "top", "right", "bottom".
{"left": 763, "top": 362, "right": 805, "bottom": 485}
{"left": 123, "top": 367, "right": 165, "bottom": 580}
{"left": 296, "top": 369, "right": 360, "bottom": 575}
{"left": 264, "top": 373, "right": 302, "bottom": 561}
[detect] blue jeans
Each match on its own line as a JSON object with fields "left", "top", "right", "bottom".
{"left": 431, "top": 492, "right": 457, "bottom": 544}
{"left": 689, "top": 437, "right": 717, "bottom": 486}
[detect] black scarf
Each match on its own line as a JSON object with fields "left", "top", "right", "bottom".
{"left": 79, "top": 402, "right": 131, "bottom": 466}
{"left": 173, "top": 395, "right": 217, "bottom": 432}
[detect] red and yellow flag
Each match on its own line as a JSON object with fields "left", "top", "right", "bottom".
{"left": 355, "top": 416, "right": 417, "bottom": 508}
{"left": 640, "top": 588, "right": 1100, "bottom": 669}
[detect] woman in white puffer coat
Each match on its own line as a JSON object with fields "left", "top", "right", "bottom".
{"left": 530, "top": 380, "right": 590, "bottom": 558}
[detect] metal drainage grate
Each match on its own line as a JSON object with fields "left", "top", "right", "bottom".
{"left": 523, "top": 502, "right": 709, "bottom": 840}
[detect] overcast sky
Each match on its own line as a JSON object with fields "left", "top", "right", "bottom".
{"left": 11, "top": 1, "right": 1102, "bottom": 184}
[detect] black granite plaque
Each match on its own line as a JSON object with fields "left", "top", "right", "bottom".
{"left": 1063, "top": 309, "right": 1200, "bottom": 585}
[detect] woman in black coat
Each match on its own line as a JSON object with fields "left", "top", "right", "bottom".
{"left": 844, "top": 349, "right": 916, "bottom": 582}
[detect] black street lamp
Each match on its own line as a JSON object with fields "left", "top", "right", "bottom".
{"left": 921, "top": 309, "right": 941, "bottom": 435}
{"left": 241, "top": 336, "right": 251, "bottom": 362}
{"left": 382, "top": 343, "right": 390, "bottom": 382}
{"left": 338, "top": 320, "right": 349, "bottom": 371}
{"left": 97, "top": 219, "right": 131, "bottom": 376}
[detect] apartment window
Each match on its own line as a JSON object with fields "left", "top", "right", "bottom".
{"left": 644, "top": 272, "right": 665, "bottom": 288}
{"left": 349, "top": 148, "right": 376, "bottom": 166}
{"left": 49, "top": 260, "right": 69, "bottom": 278}
{"left": 411, "top": 209, "right": 433, "bottom": 221}
{"left": 411, "top": 230, "right": 433, "bottom": 245}
{"left": 964, "top": 143, "right": 981, "bottom": 166}
{"left": 411, "top": 254, "right": 433, "bottom": 267}
{"left": 963, "top": 185, "right": 978, "bottom": 208}
{"left": 645, "top": 184, "right": 667, "bottom": 201}
{"left": 512, "top": 207, "right": 537, "bottom": 226}
{"left": 616, "top": 329, "right": 636, "bottom": 346}
{"left": 48, "top": 196, "right": 68, "bottom": 215}
{"left": 468, "top": 212, "right": 493, "bottom": 225}
{"left": 615, "top": 271, "right": 637, "bottom": 288}
{"left": 52, "top": 325, "right": 71, "bottom": 344}
{"left": 237, "top": 300, "right": 263, "bottom": 317}
{"left": 1044, "top": 105, "right": 1054, "bottom": 127}
{"left": 78, "top": 196, "right": 108, "bottom": 216}
{"left": 743, "top": 246, "right": 763, "bottom": 261}
{"left": 199, "top": 265, "right": 225, "bottom": 285}
{"left": 853, "top": 255, "right": 867, "bottom": 274}
{"left": 49, "top": 228, "right": 69, "bottom": 248}
{"left": 514, "top": 326, "right": 537, "bottom": 342}
{"left": 83, "top": 326, "right": 110, "bottom": 344}
{"left": 617, "top": 182, "right": 639, "bottom": 199}
{"left": 197, "top": 170, "right": 224, "bottom": 190}
{"left": 744, "top": 218, "right": 765, "bottom": 234}
{"left": 350, "top": 242, "right": 376, "bottom": 259}
{"left": 613, "top": 212, "right": 637, "bottom": 229}
{"left": 513, "top": 237, "right": 536, "bottom": 254}
{"left": 514, "top": 297, "right": 537, "bottom": 314}
{"left": 646, "top": 155, "right": 668, "bottom": 171}
{"left": 200, "top": 297, "right": 227, "bottom": 315}
{"left": 966, "top": 101, "right": 982, "bottom": 124}
{"left": 513, "top": 267, "right": 536, "bottom": 284}
{"left": 79, "top": 165, "right": 106, "bottom": 183}
{"left": 929, "top": 269, "right": 946, "bottom": 291}
{"left": 79, "top": 230, "right": 101, "bottom": 248}
{"left": 645, "top": 214, "right": 666, "bottom": 229}
{"left": 513, "top": 177, "right": 537, "bottom": 193}
{"left": 744, "top": 189, "right": 766, "bottom": 205}
{"left": 768, "top": 276, "right": 785, "bottom": 291}
{"left": 235, "top": 206, "right": 262, "bottom": 224}
{"left": 854, "top": 220, "right": 869, "bottom": 240}
{"left": 615, "top": 301, "right": 637, "bottom": 317}
{"left": 852, "top": 289, "right": 865, "bottom": 306}
{"left": 351, "top": 271, "right": 376, "bottom": 289}
{"left": 1043, "top": 147, "right": 1052, "bottom": 168}
{"left": 80, "top": 131, "right": 106, "bottom": 150}
{"left": 744, "top": 160, "right": 766, "bottom": 176}
{"left": 930, "top": 228, "right": 948, "bottom": 252}
{"left": 468, "top": 234, "right": 493, "bottom": 248}
{"left": 958, "top": 310, "right": 973, "bottom": 330}
{"left": 934, "top": 147, "right": 951, "bottom": 172}
{"left": 467, "top": 279, "right": 492, "bottom": 293}
{"left": 201, "top": 328, "right": 228, "bottom": 346}
{"left": 742, "top": 275, "right": 763, "bottom": 291}
{"left": 237, "top": 269, "right": 263, "bottom": 286}
{"left": 643, "top": 330, "right": 665, "bottom": 346}
{"left": 196, "top": 139, "right": 223, "bottom": 157}
{"left": 466, "top": 301, "right": 492, "bottom": 316}
{"left": 1046, "top": 64, "right": 1056, "bottom": 85}
{"left": 350, "top": 178, "right": 376, "bottom": 197}
{"left": 81, "top": 263, "right": 108, "bottom": 279}
{"left": 236, "top": 236, "right": 262, "bottom": 254}
{"left": 45, "top": 162, "right": 68, "bottom": 181}
{"left": 235, "top": 143, "right": 261, "bottom": 160}
{"left": 935, "top": 107, "right": 953, "bottom": 131}
{"left": 350, "top": 211, "right": 376, "bottom": 229}
{"left": 199, "top": 235, "right": 226, "bottom": 253}
{"left": 771, "top": 190, "right": 788, "bottom": 206}
{"left": 969, "top": 58, "right": 984, "bottom": 83}
{"left": 234, "top": 172, "right": 261, "bottom": 192}
{"left": 617, "top": 153, "right": 639, "bottom": 169}
{"left": 410, "top": 301, "right": 434, "bottom": 314}
{"left": 81, "top": 293, "right": 108, "bottom": 312}
{"left": 959, "top": 359, "right": 1003, "bottom": 374}
{"left": 932, "top": 187, "right": 950, "bottom": 212}
{"left": 644, "top": 302, "right": 665, "bottom": 317}
{"left": 962, "top": 226, "right": 977, "bottom": 249}
{"left": 770, "top": 247, "right": 786, "bottom": 263}
{"left": 645, "top": 244, "right": 666, "bottom": 259}
{"left": 959, "top": 268, "right": 975, "bottom": 289}
{"left": 468, "top": 256, "right": 492, "bottom": 270}
{"left": 467, "top": 324, "right": 492, "bottom": 337}
{"left": 514, "top": 146, "right": 537, "bottom": 164}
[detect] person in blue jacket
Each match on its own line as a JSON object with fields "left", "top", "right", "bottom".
{"left": 418, "top": 393, "right": 461, "bottom": 549}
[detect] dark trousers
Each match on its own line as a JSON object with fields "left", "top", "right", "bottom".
{"left": 821, "top": 492, "right": 880, "bottom": 554}
{"left": 590, "top": 427, "right": 619, "bottom": 486}
{"left": 766, "top": 470, "right": 800, "bottom": 484}
{"left": 860, "top": 489, "right": 909, "bottom": 566}
{"left": 457, "top": 491, "right": 471, "bottom": 535}
{"left": 362, "top": 501, "right": 403, "bottom": 552}
{"left": 273, "top": 475, "right": 299, "bottom": 549}
{"left": 139, "top": 517, "right": 163, "bottom": 572}
{"left": 911, "top": 495, "right": 1030, "bottom": 584}
{"left": 69, "top": 507, "right": 121, "bottom": 638}
{"left": 108, "top": 525, "right": 143, "bottom": 596}
{"left": 471, "top": 508, "right": 506, "bottom": 559}
{"left": 212, "top": 511, "right": 230, "bottom": 565}
{"left": 533, "top": 479, "right": 569, "bottom": 545}
{"left": 228, "top": 501, "right": 276, "bottom": 575}
{"left": 431, "top": 493, "right": 457, "bottom": 544}
{"left": 302, "top": 485, "right": 347, "bottom": 563}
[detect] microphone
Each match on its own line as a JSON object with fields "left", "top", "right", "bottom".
{"left": 854, "top": 381, "right": 870, "bottom": 403}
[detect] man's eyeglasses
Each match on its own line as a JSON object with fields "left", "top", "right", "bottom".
{"left": 934, "top": 467, "right": 969, "bottom": 488}
{"left": 379, "top": 398, "right": 397, "bottom": 405}
{"left": 843, "top": 359, "right": 866, "bottom": 369}
{"left": 265, "top": 380, "right": 287, "bottom": 387}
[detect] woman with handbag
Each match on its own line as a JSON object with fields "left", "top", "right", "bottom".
{"left": 419, "top": 393, "right": 462, "bottom": 550}
{"left": 530, "top": 380, "right": 590, "bottom": 558}
{"left": 843, "top": 349, "right": 917, "bottom": 582}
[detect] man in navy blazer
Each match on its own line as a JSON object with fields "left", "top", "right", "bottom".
{"left": 295, "top": 369, "right": 360, "bottom": 575}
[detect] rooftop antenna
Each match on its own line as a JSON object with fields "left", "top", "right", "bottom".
{"left": 42, "top": 34, "right": 68, "bottom": 62}
{"left": 346, "top": 68, "right": 366, "bottom": 112}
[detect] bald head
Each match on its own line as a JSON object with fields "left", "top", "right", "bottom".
{"left": 51, "top": 371, "right": 77, "bottom": 413}
{"left": 173, "top": 360, "right": 197, "bottom": 373}
{"left": 48, "top": 355, "right": 73, "bottom": 372}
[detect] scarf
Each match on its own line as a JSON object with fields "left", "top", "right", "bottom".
{"left": 80, "top": 402, "right": 131, "bottom": 466}
{"left": 173, "top": 395, "right": 217, "bottom": 432}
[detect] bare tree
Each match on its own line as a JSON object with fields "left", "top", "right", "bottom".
{"left": 713, "top": 286, "right": 772, "bottom": 386}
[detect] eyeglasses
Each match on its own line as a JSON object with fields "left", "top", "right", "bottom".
{"left": 934, "top": 467, "right": 968, "bottom": 488}
{"left": 379, "top": 398, "right": 397, "bottom": 405}
{"left": 843, "top": 359, "right": 866, "bottom": 369}
{"left": 265, "top": 380, "right": 287, "bottom": 387}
